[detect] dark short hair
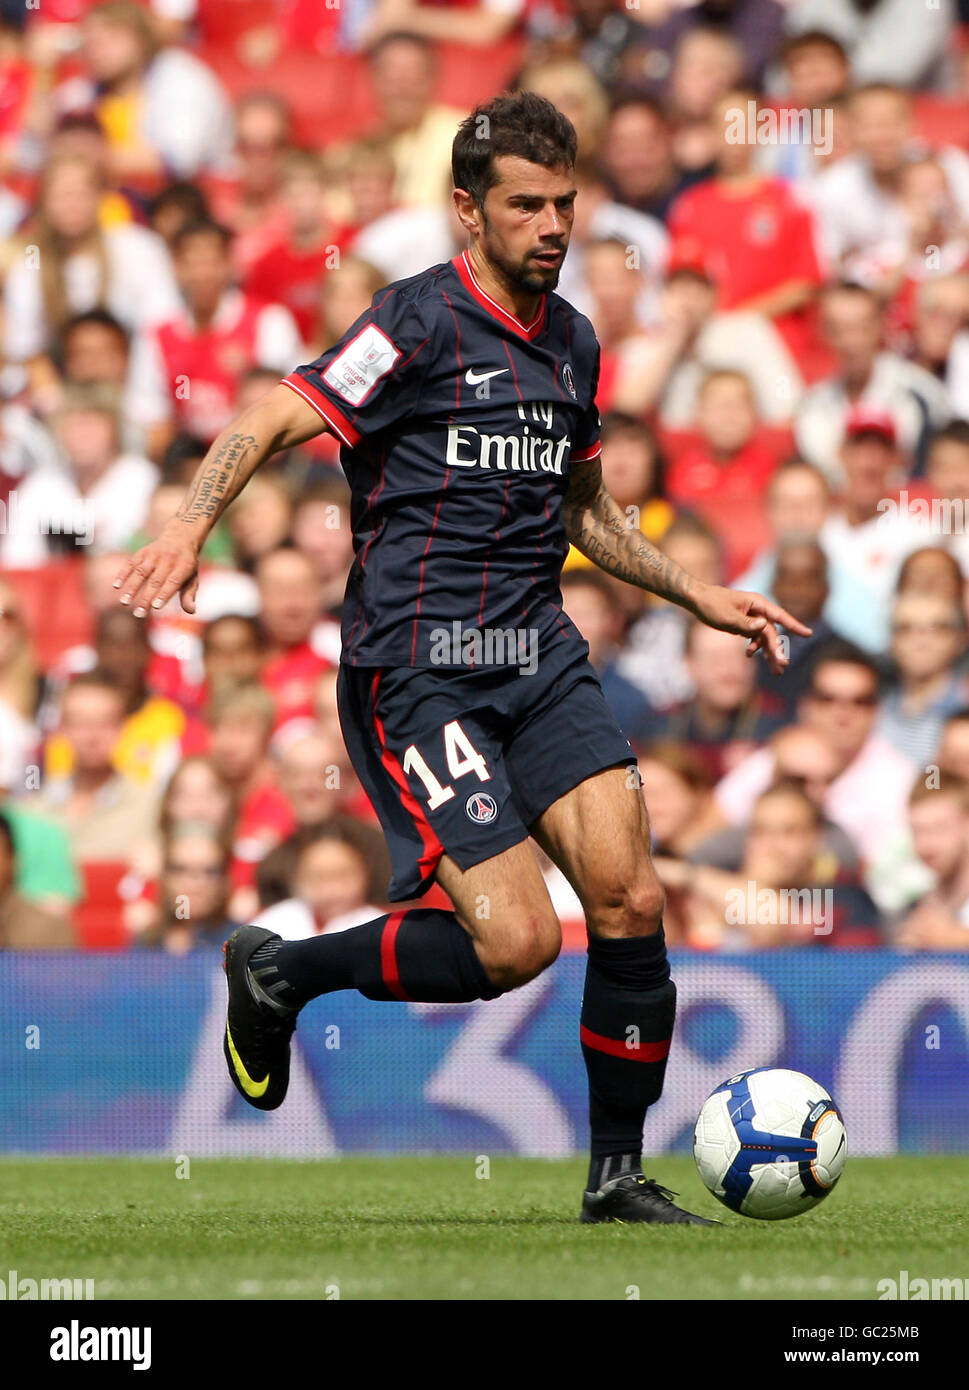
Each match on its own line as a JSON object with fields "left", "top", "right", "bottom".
{"left": 452, "top": 91, "right": 577, "bottom": 210}
{"left": 150, "top": 181, "right": 209, "bottom": 225}
{"left": 781, "top": 29, "right": 848, "bottom": 64}
{"left": 929, "top": 419, "right": 969, "bottom": 453}
{"left": 202, "top": 613, "right": 260, "bottom": 654}
{"left": 172, "top": 219, "right": 233, "bottom": 256}
{"left": 366, "top": 29, "right": 435, "bottom": 64}
{"left": 61, "top": 309, "right": 129, "bottom": 348}
{"left": 806, "top": 639, "right": 880, "bottom": 692}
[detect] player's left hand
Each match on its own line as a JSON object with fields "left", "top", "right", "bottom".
{"left": 691, "top": 585, "right": 812, "bottom": 676}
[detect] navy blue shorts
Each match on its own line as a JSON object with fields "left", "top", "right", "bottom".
{"left": 337, "top": 640, "right": 637, "bottom": 901}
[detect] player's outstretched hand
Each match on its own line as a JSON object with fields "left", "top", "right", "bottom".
{"left": 692, "top": 585, "right": 812, "bottom": 676}
{"left": 112, "top": 526, "right": 202, "bottom": 617}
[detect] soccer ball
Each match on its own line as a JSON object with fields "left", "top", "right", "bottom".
{"left": 692, "top": 1067, "right": 847, "bottom": 1220}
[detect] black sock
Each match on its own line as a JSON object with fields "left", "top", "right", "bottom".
{"left": 249, "top": 908, "right": 503, "bottom": 1008}
{"left": 581, "top": 928, "right": 676, "bottom": 1192}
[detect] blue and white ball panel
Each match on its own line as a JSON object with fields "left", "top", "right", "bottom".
{"left": 693, "top": 1067, "right": 847, "bottom": 1220}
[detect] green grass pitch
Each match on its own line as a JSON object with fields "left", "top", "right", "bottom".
{"left": 1, "top": 1156, "right": 965, "bottom": 1300}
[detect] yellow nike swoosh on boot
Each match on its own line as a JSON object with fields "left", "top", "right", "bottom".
{"left": 225, "top": 1022, "right": 269, "bottom": 1098}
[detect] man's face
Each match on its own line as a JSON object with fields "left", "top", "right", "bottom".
{"left": 928, "top": 440, "right": 969, "bottom": 500}
{"left": 915, "top": 280, "right": 969, "bottom": 364}
{"left": 370, "top": 39, "right": 435, "bottom": 132}
{"left": 175, "top": 235, "right": 232, "bottom": 313}
{"left": 257, "top": 554, "right": 321, "bottom": 647}
{"left": 746, "top": 793, "right": 819, "bottom": 887}
{"left": 83, "top": 17, "right": 143, "bottom": 85}
{"left": 785, "top": 41, "right": 849, "bottom": 107}
{"left": 849, "top": 89, "right": 911, "bottom": 175}
{"left": 909, "top": 794, "right": 969, "bottom": 880}
{"left": 801, "top": 661, "right": 879, "bottom": 760}
{"left": 821, "top": 291, "right": 882, "bottom": 374}
{"left": 687, "top": 627, "right": 754, "bottom": 712}
{"left": 294, "top": 840, "right": 370, "bottom": 925}
{"left": 772, "top": 545, "right": 828, "bottom": 624}
{"left": 464, "top": 156, "right": 576, "bottom": 295}
{"left": 697, "top": 375, "right": 755, "bottom": 454}
{"left": 205, "top": 620, "right": 262, "bottom": 688}
{"left": 61, "top": 688, "right": 124, "bottom": 774}
{"left": 602, "top": 105, "right": 670, "bottom": 199}
{"left": 279, "top": 737, "right": 341, "bottom": 826}
{"left": 891, "top": 594, "right": 965, "bottom": 684}
{"left": 561, "top": 584, "right": 616, "bottom": 666}
{"left": 767, "top": 468, "right": 829, "bottom": 539}
{"left": 163, "top": 835, "right": 227, "bottom": 923}
{"left": 64, "top": 324, "right": 128, "bottom": 385}
{"left": 773, "top": 728, "right": 841, "bottom": 807}
{"left": 209, "top": 715, "right": 269, "bottom": 782}
{"left": 97, "top": 613, "right": 149, "bottom": 690}
{"left": 841, "top": 435, "right": 898, "bottom": 511}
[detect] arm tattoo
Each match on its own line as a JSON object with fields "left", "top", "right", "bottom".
{"left": 561, "top": 457, "right": 697, "bottom": 608}
{"left": 175, "top": 433, "right": 259, "bottom": 527}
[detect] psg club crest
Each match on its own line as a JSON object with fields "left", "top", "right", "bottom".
{"left": 465, "top": 792, "right": 498, "bottom": 824}
{"left": 562, "top": 362, "right": 577, "bottom": 399}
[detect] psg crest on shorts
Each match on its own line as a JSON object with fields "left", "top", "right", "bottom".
{"left": 562, "top": 362, "right": 577, "bottom": 399}
{"left": 465, "top": 792, "right": 498, "bottom": 824}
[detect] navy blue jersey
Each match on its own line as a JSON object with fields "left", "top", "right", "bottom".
{"left": 282, "top": 251, "right": 602, "bottom": 668}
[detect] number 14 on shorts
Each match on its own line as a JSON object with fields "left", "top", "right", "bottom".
{"left": 403, "top": 721, "right": 491, "bottom": 809}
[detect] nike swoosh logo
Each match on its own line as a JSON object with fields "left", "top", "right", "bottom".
{"left": 225, "top": 1022, "right": 269, "bottom": 1098}
{"left": 465, "top": 368, "right": 509, "bottom": 386}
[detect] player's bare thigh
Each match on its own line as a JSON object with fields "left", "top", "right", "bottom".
{"left": 435, "top": 841, "right": 561, "bottom": 990}
{"left": 531, "top": 765, "right": 665, "bottom": 940}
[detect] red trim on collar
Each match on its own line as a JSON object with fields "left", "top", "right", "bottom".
{"left": 452, "top": 251, "right": 546, "bottom": 341}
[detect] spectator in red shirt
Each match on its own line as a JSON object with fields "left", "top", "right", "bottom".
{"left": 667, "top": 368, "right": 781, "bottom": 507}
{"left": 126, "top": 219, "right": 304, "bottom": 453}
{"left": 204, "top": 91, "right": 293, "bottom": 275}
{"left": 290, "top": 478, "right": 355, "bottom": 619}
{"left": 668, "top": 88, "right": 825, "bottom": 375}
{"left": 206, "top": 679, "right": 292, "bottom": 881}
{"left": 255, "top": 546, "right": 331, "bottom": 731}
{"left": 245, "top": 152, "right": 349, "bottom": 344}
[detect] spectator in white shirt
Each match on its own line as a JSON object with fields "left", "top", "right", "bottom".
{"left": 71, "top": 0, "right": 234, "bottom": 180}
{"left": 899, "top": 775, "right": 969, "bottom": 951}
{"left": 785, "top": 0, "right": 956, "bottom": 91}
{"left": 715, "top": 642, "right": 919, "bottom": 908}
{"left": 0, "top": 385, "right": 158, "bottom": 568}
{"left": 795, "top": 281, "right": 951, "bottom": 481}
{"left": 820, "top": 406, "right": 939, "bottom": 633}
{"left": 2, "top": 153, "right": 180, "bottom": 369}
{"left": 809, "top": 85, "right": 969, "bottom": 272}
{"left": 125, "top": 219, "right": 304, "bottom": 452}
{"left": 910, "top": 276, "right": 969, "bottom": 418}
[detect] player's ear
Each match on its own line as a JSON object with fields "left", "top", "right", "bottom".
{"left": 453, "top": 187, "right": 482, "bottom": 235}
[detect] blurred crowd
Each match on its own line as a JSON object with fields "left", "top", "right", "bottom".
{"left": 2, "top": 0, "right": 969, "bottom": 954}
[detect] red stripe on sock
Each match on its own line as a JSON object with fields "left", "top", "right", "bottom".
{"left": 380, "top": 910, "right": 410, "bottom": 1000}
{"left": 580, "top": 1024, "right": 671, "bottom": 1062}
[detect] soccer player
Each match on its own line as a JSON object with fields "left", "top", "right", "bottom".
{"left": 114, "top": 92, "right": 808, "bottom": 1224}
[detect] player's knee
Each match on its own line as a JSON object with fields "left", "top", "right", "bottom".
{"left": 484, "top": 909, "right": 561, "bottom": 989}
{"left": 587, "top": 873, "right": 665, "bottom": 938}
